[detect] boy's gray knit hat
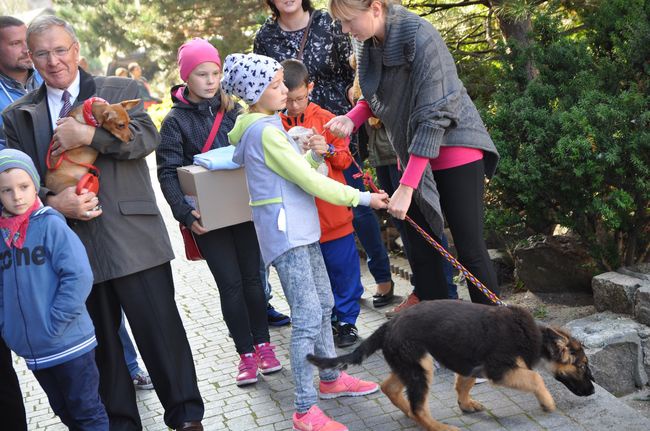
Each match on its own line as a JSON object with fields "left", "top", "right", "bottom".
{"left": 221, "top": 53, "right": 282, "bottom": 105}
{"left": 0, "top": 149, "right": 40, "bottom": 192}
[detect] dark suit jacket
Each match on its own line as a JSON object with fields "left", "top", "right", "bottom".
{"left": 2, "top": 68, "right": 174, "bottom": 283}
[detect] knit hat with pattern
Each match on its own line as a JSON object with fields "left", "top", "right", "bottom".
{"left": 221, "top": 53, "right": 281, "bottom": 105}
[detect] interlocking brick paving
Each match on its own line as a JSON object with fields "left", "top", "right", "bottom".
{"left": 13, "top": 155, "right": 650, "bottom": 430}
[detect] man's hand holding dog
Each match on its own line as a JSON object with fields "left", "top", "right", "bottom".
{"left": 51, "top": 117, "right": 96, "bottom": 157}
{"left": 46, "top": 186, "right": 102, "bottom": 220}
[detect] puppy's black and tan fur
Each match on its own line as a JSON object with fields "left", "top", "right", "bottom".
{"left": 308, "top": 300, "right": 595, "bottom": 431}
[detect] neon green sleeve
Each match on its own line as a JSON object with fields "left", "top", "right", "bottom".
{"left": 261, "top": 126, "right": 360, "bottom": 207}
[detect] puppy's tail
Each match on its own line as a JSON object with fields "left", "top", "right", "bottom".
{"left": 307, "top": 322, "right": 388, "bottom": 370}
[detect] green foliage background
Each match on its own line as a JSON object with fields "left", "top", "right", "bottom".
{"left": 52, "top": 0, "right": 649, "bottom": 271}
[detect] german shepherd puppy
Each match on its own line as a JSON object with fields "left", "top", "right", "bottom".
{"left": 307, "top": 300, "right": 595, "bottom": 431}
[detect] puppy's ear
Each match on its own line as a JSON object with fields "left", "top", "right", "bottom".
{"left": 102, "top": 109, "right": 117, "bottom": 123}
{"left": 541, "top": 326, "right": 571, "bottom": 364}
{"left": 120, "top": 99, "right": 141, "bottom": 111}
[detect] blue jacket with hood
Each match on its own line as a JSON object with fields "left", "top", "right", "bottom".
{"left": 0, "top": 205, "right": 96, "bottom": 370}
{"left": 0, "top": 69, "right": 42, "bottom": 146}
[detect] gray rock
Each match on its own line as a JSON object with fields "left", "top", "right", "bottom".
{"left": 513, "top": 235, "right": 596, "bottom": 293}
{"left": 488, "top": 249, "right": 514, "bottom": 286}
{"left": 636, "top": 285, "right": 650, "bottom": 326}
{"left": 566, "top": 313, "right": 650, "bottom": 396}
{"left": 592, "top": 272, "right": 647, "bottom": 314}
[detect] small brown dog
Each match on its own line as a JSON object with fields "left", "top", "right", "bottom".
{"left": 308, "top": 300, "right": 595, "bottom": 431}
{"left": 45, "top": 97, "right": 140, "bottom": 194}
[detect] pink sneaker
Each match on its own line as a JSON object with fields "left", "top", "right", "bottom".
{"left": 292, "top": 405, "right": 348, "bottom": 431}
{"left": 236, "top": 353, "right": 258, "bottom": 386}
{"left": 255, "top": 342, "right": 282, "bottom": 374}
{"left": 318, "top": 371, "right": 379, "bottom": 399}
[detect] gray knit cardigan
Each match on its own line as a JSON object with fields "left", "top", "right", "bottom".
{"left": 354, "top": 4, "right": 499, "bottom": 235}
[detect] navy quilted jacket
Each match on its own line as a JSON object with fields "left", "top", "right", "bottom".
{"left": 156, "top": 85, "right": 241, "bottom": 227}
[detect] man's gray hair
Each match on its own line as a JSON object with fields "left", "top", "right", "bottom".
{"left": 26, "top": 15, "right": 78, "bottom": 48}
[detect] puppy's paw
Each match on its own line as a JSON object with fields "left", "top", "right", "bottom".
{"left": 439, "top": 425, "right": 461, "bottom": 431}
{"left": 541, "top": 399, "right": 556, "bottom": 413}
{"left": 458, "top": 398, "right": 485, "bottom": 413}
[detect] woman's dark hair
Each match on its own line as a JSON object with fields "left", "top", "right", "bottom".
{"left": 265, "top": 0, "right": 314, "bottom": 19}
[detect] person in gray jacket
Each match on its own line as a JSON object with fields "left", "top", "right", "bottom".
{"left": 327, "top": 0, "right": 500, "bottom": 307}
{"left": 2, "top": 15, "right": 203, "bottom": 431}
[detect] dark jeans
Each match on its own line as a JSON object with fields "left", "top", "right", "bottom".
{"left": 34, "top": 350, "right": 108, "bottom": 430}
{"left": 86, "top": 263, "right": 204, "bottom": 431}
{"left": 375, "top": 164, "right": 458, "bottom": 298}
{"left": 195, "top": 221, "right": 269, "bottom": 353}
{"left": 0, "top": 337, "right": 27, "bottom": 431}
{"left": 343, "top": 152, "right": 392, "bottom": 284}
{"left": 406, "top": 160, "right": 499, "bottom": 304}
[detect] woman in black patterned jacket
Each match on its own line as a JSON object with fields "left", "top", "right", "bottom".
{"left": 254, "top": 0, "right": 395, "bottom": 318}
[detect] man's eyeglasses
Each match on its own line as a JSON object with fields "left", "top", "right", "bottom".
{"left": 30, "top": 42, "right": 76, "bottom": 62}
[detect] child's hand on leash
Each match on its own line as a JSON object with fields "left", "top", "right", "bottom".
{"left": 324, "top": 115, "right": 354, "bottom": 138}
{"left": 387, "top": 184, "right": 413, "bottom": 220}
{"left": 369, "top": 191, "right": 389, "bottom": 210}
{"left": 307, "top": 132, "right": 328, "bottom": 155}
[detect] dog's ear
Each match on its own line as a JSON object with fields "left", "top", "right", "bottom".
{"left": 102, "top": 109, "right": 118, "bottom": 123}
{"left": 541, "top": 326, "right": 572, "bottom": 364}
{"left": 120, "top": 99, "right": 141, "bottom": 111}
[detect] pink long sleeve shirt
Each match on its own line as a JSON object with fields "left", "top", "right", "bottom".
{"left": 346, "top": 100, "right": 483, "bottom": 189}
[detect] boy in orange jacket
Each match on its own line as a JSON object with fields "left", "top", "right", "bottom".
{"left": 279, "top": 59, "right": 363, "bottom": 347}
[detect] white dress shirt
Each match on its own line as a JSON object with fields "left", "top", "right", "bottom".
{"left": 46, "top": 71, "right": 81, "bottom": 131}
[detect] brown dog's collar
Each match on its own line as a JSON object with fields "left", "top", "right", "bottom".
{"left": 82, "top": 96, "right": 108, "bottom": 127}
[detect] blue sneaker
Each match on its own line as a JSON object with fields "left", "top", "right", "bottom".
{"left": 267, "top": 304, "right": 290, "bottom": 326}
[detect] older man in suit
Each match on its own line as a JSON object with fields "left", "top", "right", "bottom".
{"left": 2, "top": 15, "right": 204, "bottom": 431}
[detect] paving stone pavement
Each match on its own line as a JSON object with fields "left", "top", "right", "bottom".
{"left": 12, "top": 155, "right": 650, "bottom": 430}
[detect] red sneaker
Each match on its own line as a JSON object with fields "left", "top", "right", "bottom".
{"left": 385, "top": 292, "right": 420, "bottom": 319}
{"left": 318, "top": 371, "right": 379, "bottom": 399}
{"left": 255, "top": 342, "right": 282, "bottom": 374}
{"left": 292, "top": 405, "right": 348, "bottom": 431}
{"left": 236, "top": 353, "right": 258, "bottom": 386}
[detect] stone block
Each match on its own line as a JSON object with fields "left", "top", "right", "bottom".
{"left": 592, "top": 272, "right": 646, "bottom": 314}
{"left": 566, "top": 312, "right": 650, "bottom": 395}
{"left": 635, "top": 285, "right": 650, "bottom": 326}
{"left": 513, "top": 235, "right": 596, "bottom": 293}
{"left": 488, "top": 249, "right": 514, "bottom": 286}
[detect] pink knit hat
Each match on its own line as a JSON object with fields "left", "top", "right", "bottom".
{"left": 177, "top": 38, "right": 222, "bottom": 81}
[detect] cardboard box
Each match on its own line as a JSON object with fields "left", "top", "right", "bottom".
{"left": 176, "top": 165, "right": 252, "bottom": 231}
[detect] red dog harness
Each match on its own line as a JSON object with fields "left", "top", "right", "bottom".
{"left": 47, "top": 97, "right": 107, "bottom": 195}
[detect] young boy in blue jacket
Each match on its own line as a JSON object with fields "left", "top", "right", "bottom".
{"left": 0, "top": 149, "right": 108, "bottom": 430}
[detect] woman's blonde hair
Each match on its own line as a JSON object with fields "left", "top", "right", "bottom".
{"left": 218, "top": 87, "right": 235, "bottom": 113}
{"left": 328, "top": 0, "right": 393, "bottom": 21}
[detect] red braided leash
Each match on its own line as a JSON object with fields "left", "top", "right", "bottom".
{"left": 349, "top": 157, "right": 506, "bottom": 306}
{"left": 46, "top": 97, "right": 107, "bottom": 195}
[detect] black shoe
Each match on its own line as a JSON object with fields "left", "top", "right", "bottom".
{"left": 336, "top": 323, "right": 358, "bottom": 348}
{"left": 267, "top": 304, "right": 291, "bottom": 326}
{"left": 331, "top": 319, "right": 339, "bottom": 337}
{"left": 373, "top": 280, "right": 395, "bottom": 308}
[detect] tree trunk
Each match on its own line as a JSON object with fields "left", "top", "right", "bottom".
{"left": 489, "top": 0, "right": 540, "bottom": 81}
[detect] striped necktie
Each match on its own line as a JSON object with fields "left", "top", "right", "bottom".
{"left": 59, "top": 90, "right": 72, "bottom": 118}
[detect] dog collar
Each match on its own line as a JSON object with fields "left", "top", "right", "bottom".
{"left": 82, "top": 97, "right": 109, "bottom": 127}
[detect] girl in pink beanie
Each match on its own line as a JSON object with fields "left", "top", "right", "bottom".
{"left": 156, "top": 38, "right": 282, "bottom": 387}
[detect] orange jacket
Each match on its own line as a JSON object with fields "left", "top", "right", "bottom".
{"left": 280, "top": 102, "right": 354, "bottom": 243}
